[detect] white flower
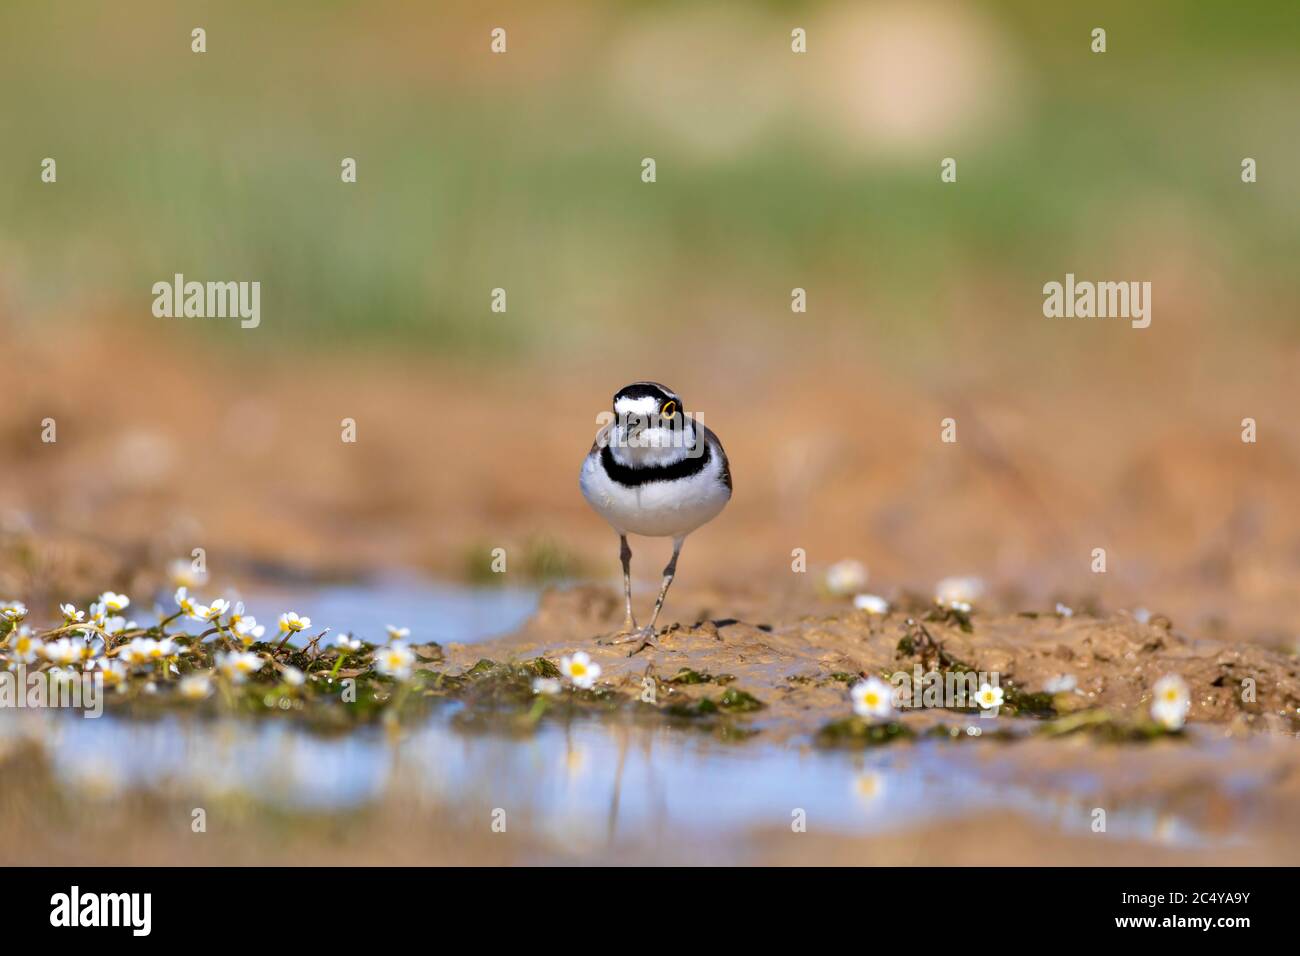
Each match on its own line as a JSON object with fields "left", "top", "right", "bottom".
{"left": 179, "top": 673, "right": 213, "bottom": 700}
{"left": 282, "top": 666, "right": 306, "bottom": 687}
{"left": 168, "top": 558, "right": 207, "bottom": 589}
{"left": 217, "top": 650, "right": 265, "bottom": 683}
{"left": 825, "top": 560, "right": 869, "bottom": 596}
{"left": 233, "top": 616, "right": 265, "bottom": 645}
{"left": 850, "top": 676, "right": 894, "bottom": 719}
{"left": 975, "top": 683, "right": 1004, "bottom": 709}
{"left": 8, "top": 628, "right": 43, "bottom": 664}
{"left": 532, "top": 677, "right": 562, "bottom": 696}
{"left": 1151, "top": 674, "right": 1190, "bottom": 730}
{"left": 41, "top": 638, "right": 84, "bottom": 666}
{"left": 935, "top": 576, "right": 985, "bottom": 610}
{"left": 97, "top": 659, "right": 128, "bottom": 687}
{"left": 1055, "top": 602, "right": 1074, "bottom": 618}
{"left": 98, "top": 592, "right": 130, "bottom": 613}
{"left": 335, "top": 634, "right": 361, "bottom": 652}
{"left": 120, "top": 638, "right": 156, "bottom": 667}
{"left": 0, "top": 600, "right": 27, "bottom": 622}
{"left": 175, "top": 587, "right": 201, "bottom": 618}
{"left": 60, "top": 603, "right": 85, "bottom": 624}
{"left": 195, "top": 598, "right": 230, "bottom": 622}
{"left": 148, "top": 637, "right": 177, "bottom": 659}
{"left": 102, "top": 616, "right": 129, "bottom": 636}
{"left": 374, "top": 641, "right": 415, "bottom": 680}
{"left": 559, "top": 651, "right": 601, "bottom": 689}
{"left": 1044, "top": 674, "right": 1077, "bottom": 694}
{"left": 278, "top": 612, "right": 311, "bottom": 633}
{"left": 385, "top": 625, "right": 410, "bottom": 641}
{"left": 853, "top": 593, "right": 889, "bottom": 615}
{"left": 1133, "top": 607, "right": 1152, "bottom": 625}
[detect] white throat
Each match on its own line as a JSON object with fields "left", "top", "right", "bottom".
{"left": 608, "top": 420, "right": 698, "bottom": 468}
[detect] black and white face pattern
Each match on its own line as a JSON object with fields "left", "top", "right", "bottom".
{"left": 608, "top": 381, "right": 699, "bottom": 467}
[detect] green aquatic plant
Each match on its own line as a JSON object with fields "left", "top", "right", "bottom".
{"left": 1038, "top": 709, "right": 1185, "bottom": 743}
{"left": 664, "top": 667, "right": 735, "bottom": 686}
{"left": 815, "top": 717, "right": 914, "bottom": 749}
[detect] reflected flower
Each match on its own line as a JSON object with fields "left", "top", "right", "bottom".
{"left": 532, "top": 677, "right": 562, "bottom": 696}
{"left": 179, "top": 674, "right": 213, "bottom": 700}
{"left": 853, "top": 771, "right": 885, "bottom": 802}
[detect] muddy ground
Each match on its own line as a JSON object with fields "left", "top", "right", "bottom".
{"left": 2, "top": 327, "right": 1299, "bottom": 865}
{"left": 5, "top": 583, "right": 1300, "bottom": 865}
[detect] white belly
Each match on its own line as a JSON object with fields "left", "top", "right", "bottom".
{"left": 580, "top": 451, "right": 730, "bottom": 538}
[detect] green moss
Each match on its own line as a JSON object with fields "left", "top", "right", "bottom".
{"left": 462, "top": 658, "right": 499, "bottom": 679}
{"left": 815, "top": 717, "right": 914, "bottom": 749}
{"left": 666, "top": 697, "right": 719, "bottom": 718}
{"left": 665, "top": 667, "right": 736, "bottom": 686}
{"left": 1001, "top": 683, "right": 1058, "bottom": 719}
{"left": 718, "top": 688, "right": 765, "bottom": 712}
{"left": 924, "top": 605, "right": 974, "bottom": 633}
{"left": 1039, "top": 710, "right": 1185, "bottom": 743}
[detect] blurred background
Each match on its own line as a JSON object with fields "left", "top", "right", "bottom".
{"left": 1, "top": 0, "right": 1298, "bottom": 641}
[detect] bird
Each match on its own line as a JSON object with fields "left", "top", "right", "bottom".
{"left": 579, "top": 381, "right": 732, "bottom": 653}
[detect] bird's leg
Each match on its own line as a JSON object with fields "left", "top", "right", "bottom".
{"left": 627, "top": 536, "right": 684, "bottom": 656}
{"left": 619, "top": 534, "right": 636, "bottom": 632}
{"left": 597, "top": 535, "right": 640, "bottom": 645}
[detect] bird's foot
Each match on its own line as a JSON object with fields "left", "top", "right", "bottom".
{"left": 596, "top": 621, "right": 643, "bottom": 646}
{"left": 596, "top": 624, "right": 658, "bottom": 656}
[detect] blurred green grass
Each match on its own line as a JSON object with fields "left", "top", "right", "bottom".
{"left": 1, "top": 0, "right": 1297, "bottom": 358}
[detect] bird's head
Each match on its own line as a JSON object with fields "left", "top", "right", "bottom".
{"left": 608, "top": 381, "right": 694, "bottom": 462}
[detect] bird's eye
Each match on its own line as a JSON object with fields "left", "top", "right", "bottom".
{"left": 661, "top": 401, "right": 677, "bottom": 418}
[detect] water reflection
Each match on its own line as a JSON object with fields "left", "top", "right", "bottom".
{"left": 1, "top": 709, "right": 1243, "bottom": 851}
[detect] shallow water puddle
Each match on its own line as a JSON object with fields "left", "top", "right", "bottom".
{"left": 7, "top": 709, "right": 1239, "bottom": 856}
{"left": 0, "top": 579, "right": 1258, "bottom": 858}
{"left": 232, "top": 575, "right": 539, "bottom": 646}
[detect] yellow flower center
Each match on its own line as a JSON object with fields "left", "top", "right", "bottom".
{"left": 864, "top": 691, "right": 880, "bottom": 707}
{"left": 570, "top": 661, "right": 586, "bottom": 677}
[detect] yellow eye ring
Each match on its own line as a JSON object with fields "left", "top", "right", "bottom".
{"left": 661, "top": 401, "right": 677, "bottom": 418}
